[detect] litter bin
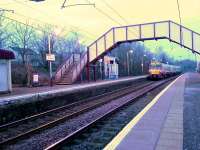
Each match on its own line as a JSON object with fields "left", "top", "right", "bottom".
{"left": 32, "top": 73, "right": 39, "bottom": 86}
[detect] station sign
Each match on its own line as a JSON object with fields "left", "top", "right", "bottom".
{"left": 46, "top": 53, "right": 55, "bottom": 61}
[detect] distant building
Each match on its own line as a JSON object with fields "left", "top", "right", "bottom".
{"left": 0, "top": 49, "right": 15, "bottom": 93}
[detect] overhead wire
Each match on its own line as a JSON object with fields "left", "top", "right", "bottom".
{"left": 176, "top": 0, "right": 182, "bottom": 26}
{"left": 12, "top": 0, "right": 98, "bottom": 41}
{"left": 85, "top": 0, "right": 123, "bottom": 26}
{"left": 101, "top": 0, "right": 129, "bottom": 25}
{"left": 2, "top": 15, "right": 44, "bottom": 32}
{"left": 62, "top": 0, "right": 67, "bottom": 8}
{"left": 62, "top": 3, "right": 95, "bottom": 8}
{"left": 86, "top": 0, "right": 144, "bottom": 45}
{"left": 61, "top": 0, "right": 95, "bottom": 8}
{"left": 12, "top": 11, "right": 96, "bottom": 40}
{"left": 177, "top": 0, "right": 198, "bottom": 67}
{"left": 15, "top": 0, "right": 139, "bottom": 43}
{"left": 99, "top": 0, "right": 147, "bottom": 46}
{"left": 176, "top": 0, "right": 197, "bottom": 66}
{"left": 176, "top": 0, "right": 186, "bottom": 50}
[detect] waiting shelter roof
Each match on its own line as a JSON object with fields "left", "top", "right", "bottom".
{"left": 0, "top": 49, "right": 15, "bottom": 60}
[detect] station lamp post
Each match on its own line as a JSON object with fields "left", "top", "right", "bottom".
{"left": 141, "top": 54, "right": 147, "bottom": 74}
{"left": 127, "top": 50, "right": 133, "bottom": 76}
{"left": 48, "top": 35, "right": 53, "bottom": 86}
{"left": 195, "top": 53, "right": 198, "bottom": 72}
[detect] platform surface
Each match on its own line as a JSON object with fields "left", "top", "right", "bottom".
{"left": 0, "top": 75, "right": 147, "bottom": 104}
{"left": 104, "top": 73, "right": 188, "bottom": 150}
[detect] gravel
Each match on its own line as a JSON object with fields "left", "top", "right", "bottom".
{"left": 4, "top": 79, "right": 169, "bottom": 150}
{"left": 5, "top": 86, "right": 149, "bottom": 150}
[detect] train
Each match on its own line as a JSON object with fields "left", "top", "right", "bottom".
{"left": 148, "top": 61, "right": 181, "bottom": 79}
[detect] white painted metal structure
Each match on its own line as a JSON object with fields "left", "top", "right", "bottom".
{"left": 104, "top": 56, "right": 119, "bottom": 79}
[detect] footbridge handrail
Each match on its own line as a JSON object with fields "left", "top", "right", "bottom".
{"left": 55, "top": 20, "right": 200, "bottom": 84}
{"left": 87, "top": 20, "right": 200, "bottom": 64}
{"left": 54, "top": 54, "right": 74, "bottom": 82}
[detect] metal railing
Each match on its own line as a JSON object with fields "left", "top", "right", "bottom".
{"left": 54, "top": 52, "right": 88, "bottom": 83}
{"left": 54, "top": 53, "right": 77, "bottom": 82}
{"left": 88, "top": 20, "right": 200, "bottom": 63}
{"left": 55, "top": 20, "right": 200, "bottom": 84}
{"left": 71, "top": 52, "right": 88, "bottom": 82}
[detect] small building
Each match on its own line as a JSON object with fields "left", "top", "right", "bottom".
{"left": 104, "top": 56, "right": 119, "bottom": 79}
{"left": 0, "top": 49, "right": 15, "bottom": 93}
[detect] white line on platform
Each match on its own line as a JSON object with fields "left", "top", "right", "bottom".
{"left": 103, "top": 75, "right": 183, "bottom": 150}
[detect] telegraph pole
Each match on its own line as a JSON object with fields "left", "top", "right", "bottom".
{"left": 48, "top": 35, "right": 53, "bottom": 86}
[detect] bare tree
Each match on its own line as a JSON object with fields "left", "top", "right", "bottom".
{"left": 33, "top": 25, "right": 57, "bottom": 70}
{"left": 10, "top": 21, "right": 36, "bottom": 86}
{"left": 34, "top": 31, "right": 49, "bottom": 69}
{"left": 0, "top": 13, "right": 12, "bottom": 49}
{"left": 10, "top": 21, "right": 36, "bottom": 64}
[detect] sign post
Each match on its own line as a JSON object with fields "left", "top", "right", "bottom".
{"left": 46, "top": 35, "right": 55, "bottom": 86}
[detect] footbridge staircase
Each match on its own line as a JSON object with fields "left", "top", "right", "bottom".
{"left": 54, "top": 20, "right": 200, "bottom": 84}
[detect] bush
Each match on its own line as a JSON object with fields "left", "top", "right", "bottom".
{"left": 11, "top": 63, "right": 27, "bottom": 85}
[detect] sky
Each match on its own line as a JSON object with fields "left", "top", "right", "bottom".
{"left": 1, "top": 0, "right": 200, "bottom": 60}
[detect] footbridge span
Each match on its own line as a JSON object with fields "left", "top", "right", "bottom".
{"left": 55, "top": 20, "right": 200, "bottom": 84}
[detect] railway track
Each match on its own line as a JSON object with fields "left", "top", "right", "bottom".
{"left": 57, "top": 89, "right": 159, "bottom": 150}
{"left": 45, "top": 76, "right": 177, "bottom": 150}
{"left": 0, "top": 79, "right": 152, "bottom": 148}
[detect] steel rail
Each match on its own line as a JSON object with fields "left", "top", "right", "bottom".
{"left": 45, "top": 77, "right": 177, "bottom": 150}
{"left": 0, "top": 78, "right": 147, "bottom": 131}
{"left": 0, "top": 80, "right": 152, "bottom": 147}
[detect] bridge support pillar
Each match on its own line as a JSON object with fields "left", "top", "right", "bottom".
{"left": 102, "top": 57, "right": 104, "bottom": 80}
{"left": 86, "top": 63, "right": 90, "bottom": 82}
{"left": 86, "top": 48, "right": 90, "bottom": 82}
{"left": 93, "top": 64, "right": 96, "bottom": 81}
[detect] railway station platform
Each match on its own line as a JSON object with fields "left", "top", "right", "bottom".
{"left": 104, "top": 73, "right": 200, "bottom": 150}
{"left": 0, "top": 75, "right": 147, "bottom": 106}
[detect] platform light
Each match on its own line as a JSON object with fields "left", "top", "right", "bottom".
{"left": 129, "top": 50, "right": 133, "bottom": 53}
{"left": 142, "top": 54, "right": 147, "bottom": 74}
{"left": 127, "top": 50, "right": 134, "bottom": 76}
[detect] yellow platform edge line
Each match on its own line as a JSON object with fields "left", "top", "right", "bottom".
{"left": 103, "top": 75, "right": 183, "bottom": 150}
